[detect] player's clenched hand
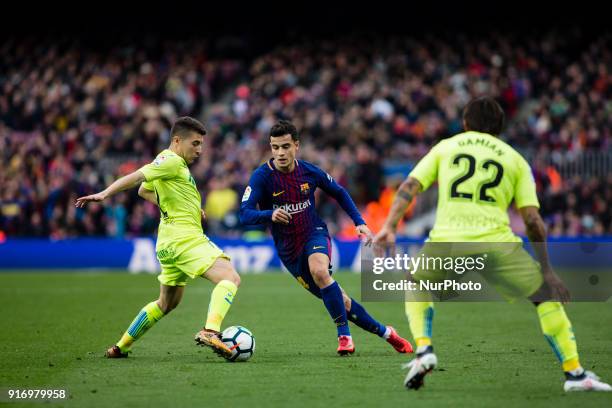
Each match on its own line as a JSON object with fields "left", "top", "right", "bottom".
{"left": 272, "top": 208, "right": 292, "bottom": 225}
{"left": 356, "top": 224, "right": 373, "bottom": 246}
{"left": 201, "top": 209, "right": 206, "bottom": 221}
{"left": 543, "top": 268, "right": 571, "bottom": 304}
{"left": 75, "top": 192, "right": 106, "bottom": 208}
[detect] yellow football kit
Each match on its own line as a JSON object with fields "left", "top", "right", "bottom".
{"left": 139, "top": 149, "right": 229, "bottom": 286}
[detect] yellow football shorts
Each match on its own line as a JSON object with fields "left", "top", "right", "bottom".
{"left": 480, "top": 244, "right": 543, "bottom": 301}
{"left": 156, "top": 235, "right": 230, "bottom": 287}
{"left": 411, "top": 242, "right": 543, "bottom": 301}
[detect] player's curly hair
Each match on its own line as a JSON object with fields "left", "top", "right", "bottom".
{"left": 270, "top": 119, "right": 299, "bottom": 141}
{"left": 171, "top": 116, "right": 207, "bottom": 139}
{"left": 462, "top": 97, "right": 505, "bottom": 136}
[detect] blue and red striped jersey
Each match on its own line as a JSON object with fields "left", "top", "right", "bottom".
{"left": 239, "top": 159, "right": 365, "bottom": 263}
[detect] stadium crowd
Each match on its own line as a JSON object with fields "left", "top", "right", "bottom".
{"left": 0, "top": 30, "right": 610, "bottom": 240}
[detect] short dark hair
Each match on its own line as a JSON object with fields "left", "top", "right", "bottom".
{"left": 170, "top": 116, "right": 207, "bottom": 139}
{"left": 270, "top": 120, "right": 299, "bottom": 141}
{"left": 462, "top": 97, "right": 505, "bottom": 135}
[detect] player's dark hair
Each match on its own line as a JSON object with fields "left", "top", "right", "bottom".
{"left": 171, "top": 116, "right": 207, "bottom": 139}
{"left": 270, "top": 120, "right": 299, "bottom": 141}
{"left": 462, "top": 97, "right": 505, "bottom": 136}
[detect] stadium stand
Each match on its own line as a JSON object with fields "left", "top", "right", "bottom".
{"left": 1, "top": 30, "right": 610, "bottom": 239}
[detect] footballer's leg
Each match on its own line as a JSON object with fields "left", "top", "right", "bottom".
{"left": 195, "top": 257, "right": 240, "bottom": 357}
{"left": 200, "top": 257, "right": 241, "bottom": 331}
{"left": 308, "top": 252, "right": 354, "bottom": 355}
{"left": 402, "top": 298, "right": 436, "bottom": 389}
{"left": 404, "top": 264, "right": 436, "bottom": 350}
{"left": 402, "top": 255, "right": 438, "bottom": 388}
{"left": 531, "top": 294, "right": 611, "bottom": 391}
{"left": 494, "top": 247, "right": 610, "bottom": 391}
{"left": 341, "top": 290, "right": 413, "bottom": 353}
{"left": 108, "top": 282, "right": 182, "bottom": 358}
{"left": 176, "top": 235, "right": 240, "bottom": 356}
{"left": 175, "top": 236, "right": 238, "bottom": 357}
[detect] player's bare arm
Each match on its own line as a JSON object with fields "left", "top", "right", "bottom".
{"left": 138, "top": 184, "right": 158, "bottom": 206}
{"left": 519, "top": 206, "right": 570, "bottom": 303}
{"left": 374, "top": 177, "right": 422, "bottom": 246}
{"left": 75, "top": 170, "right": 146, "bottom": 208}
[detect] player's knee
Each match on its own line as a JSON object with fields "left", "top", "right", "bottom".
{"left": 218, "top": 270, "right": 241, "bottom": 287}
{"left": 207, "top": 258, "right": 241, "bottom": 287}
{"left": 310, "top": 267, "right": 332, "bottom": 286}
{"left": 222, "top": 263, "right": 241, "bottom": 287}
{"left": 229, "top": 271, "right": 241, "bottom": 288}
{"left": 162, "top": 304, "right": 176, "bottom": 314}
{"left": 157, "top": 299, "right": 179, "bottom": 314}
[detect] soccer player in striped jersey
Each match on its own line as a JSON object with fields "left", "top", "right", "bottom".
{"left": 240, "top": 120, "right": 413, "bottom": 356}
{"left": 375, "top": 97, "right": 611, "bottom": 392}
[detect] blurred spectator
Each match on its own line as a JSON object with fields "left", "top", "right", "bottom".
{"left": 0, "top": 30, "right": 610, "bottom": 238}
{"left": 204, "top": 176, "right": 239, "bottom": 236}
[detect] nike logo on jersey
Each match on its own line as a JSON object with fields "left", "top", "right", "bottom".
{"left": 273, "top": 191, "right": 285, "bottom": 197}
{"left": 313, "top": 246, "right": 325, "bottom": 250}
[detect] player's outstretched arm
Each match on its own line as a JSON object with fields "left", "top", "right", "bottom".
{"left": 519, "top": 206, "right": 570, "bottom": 303}
{"left": 75, "top": 170, "right": 146, "bottom": 208}
{"left": 374, "top": 177, "right": 422, "bottom": 246}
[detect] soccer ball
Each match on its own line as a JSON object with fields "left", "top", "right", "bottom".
{"left": 220, "top": 326, "right": 255, "bottom": 362}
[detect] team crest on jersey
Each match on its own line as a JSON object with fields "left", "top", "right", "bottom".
{"left": 154, "top": 155, "right": 167, "bottom": 166}
{"left": 242, "top": 186, "right": 252, "bottom": 202}
{"left": 300, "top": 183, "right": 310, "bottom": 194}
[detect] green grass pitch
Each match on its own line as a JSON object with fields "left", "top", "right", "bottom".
{"left": 1, "top": 271, "right": 610, "bottom": 407}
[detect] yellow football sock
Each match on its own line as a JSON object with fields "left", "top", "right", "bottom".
{"left": 205, "top": 280, "right": 238, "bottom": 332}
{"left": 116, "top": 301, "right": 164, "bottom": 352}
{"left": 562, "top": 357, "right": 581, "bottom": 372}
{"left": 405, "top": 301, "right": 434, "bottom": 348}
{"left": 537, "top": 301, "right": 581, "bottom": 372}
